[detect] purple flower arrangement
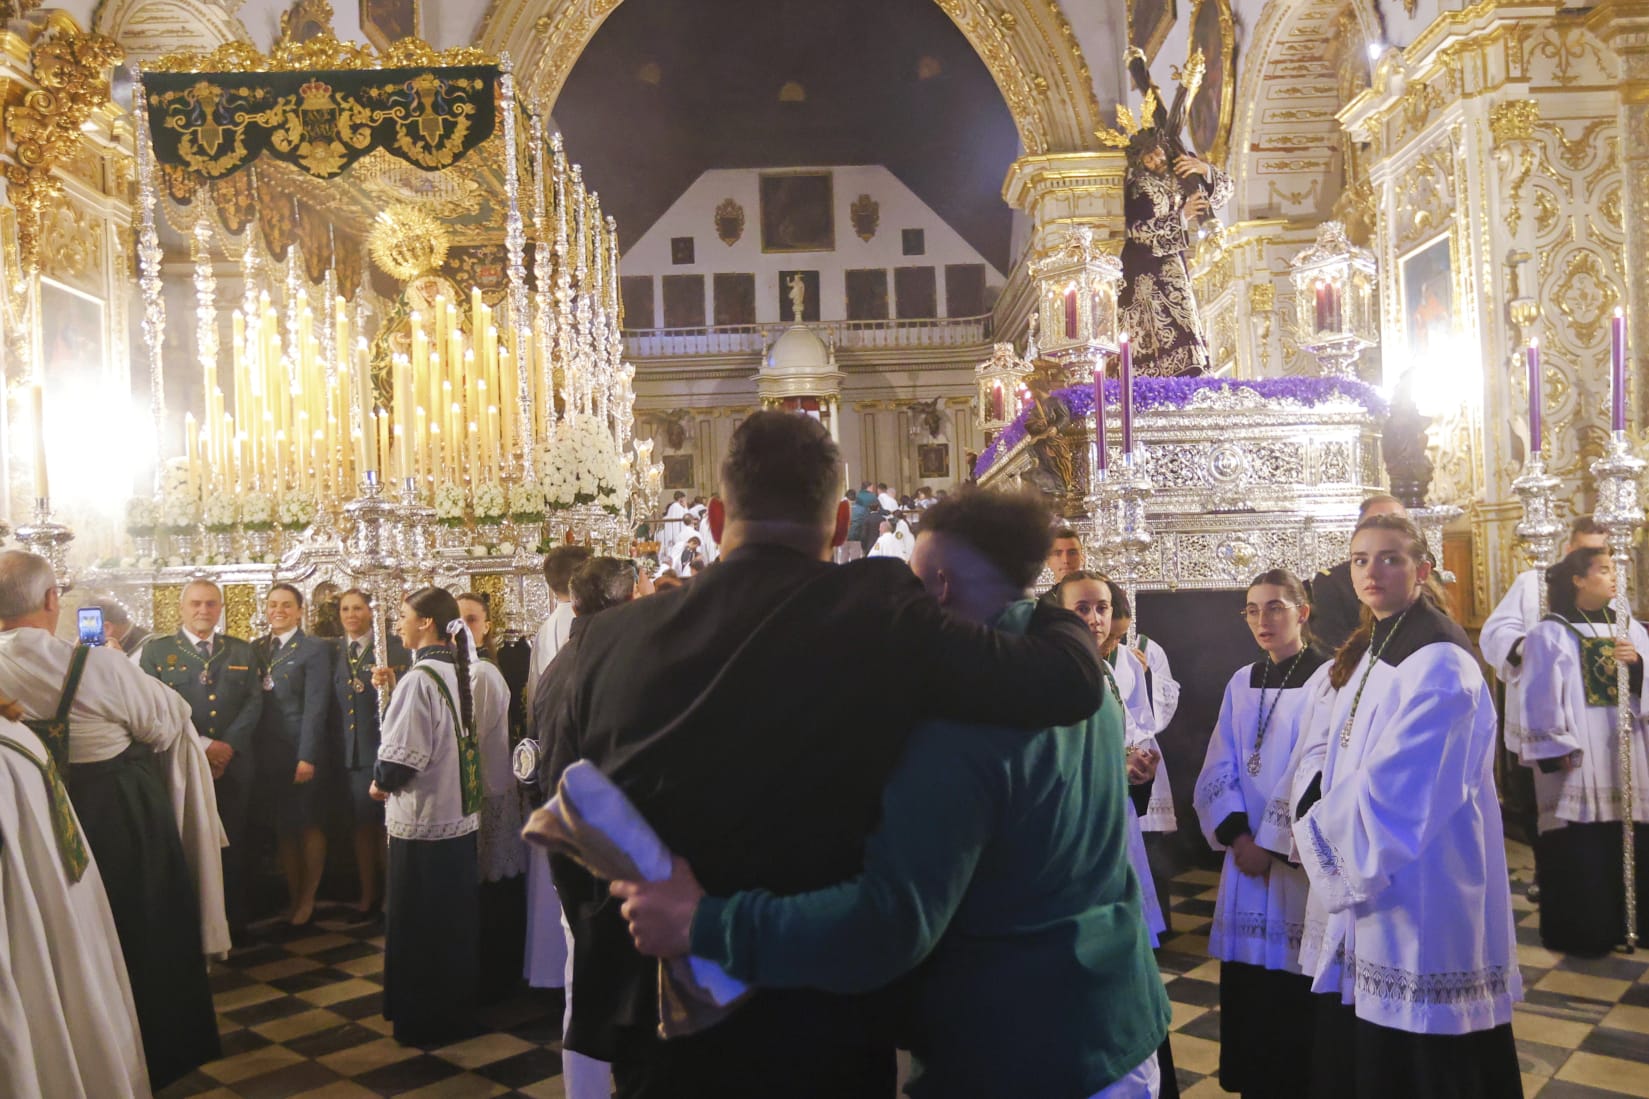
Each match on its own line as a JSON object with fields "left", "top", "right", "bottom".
{"left": 974, "top": 375, "right": 1387, "bottom": 479}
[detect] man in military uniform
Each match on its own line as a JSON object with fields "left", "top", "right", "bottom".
{"left": 1306, "top": 493, "right": 1407, "bottom": 657}
{"left": 141, "top": 578, "right": 263, "bottom": 935}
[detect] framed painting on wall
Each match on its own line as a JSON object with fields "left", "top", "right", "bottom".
{"left": 918, "top": 443, "right": 950, "bottom": 479}
{"left": 1401, "top": 234, "right": 1455, "bottom": 360}
{"left": 760, "top": 171, "right": 835, "bottom": 253}
{"left": 361, "top": 0, "right": 418, "bottom": 51}
{"left": 662, "top": 454, "right": 695, "bottom": 490}
{"left": 1188, "top": 0, "right": 1236, "bottom": 165}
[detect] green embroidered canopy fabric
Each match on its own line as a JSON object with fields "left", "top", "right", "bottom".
{"left": 144, "top": 65, "right": 498, "bottom": 180}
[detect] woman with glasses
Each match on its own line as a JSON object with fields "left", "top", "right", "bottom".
{"left": 1288, "top": 515, "right": 1521, "bottom": 1098}
{"left": 1506, "top": 545, "right": 1649, "bottom": 955}
{"left": 1194, "top": 569, "right": 1328, "bottom": 1098}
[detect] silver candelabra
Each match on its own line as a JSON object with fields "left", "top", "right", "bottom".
{"left": 1510, "top": 450, "right": 1565, "bottom": 618}
{"left": 15, "top": 498, "right": 74, "bottom": 589}
{"left": 1114, "top": 449, "right": 1155, "bottom": 647}
{"left": 1591, "top": 430, "right": 1646, "bottom": 952}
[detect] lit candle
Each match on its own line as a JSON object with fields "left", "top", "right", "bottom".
{"left": 184, "top": 411, "right": 199, "bottom": 493}
{"left": 500, "top": 347, "right": 517, "bottom": 459}
{"left": 1612, "top": 307, "right": 1627, "bottom": 434}
{"left": 394, "top": 422, "right": 409, "bottom": 483}
{"left": 30, "top": 382, "right": 48, "bottom": 501}
{"left": 1119, "top": 333, "right": 1135, "bottom": 457}
{"left": 486, "top": 405, "right": 501, "bottom": 471}
{"left": 234, "top": 434, "right": 246, "bottom": 494}
{"left": 468, "top": 421, "right": 480, "bottom": 483}
{"left": 1526, "top": 338, "right": 1543, "bottom": 453}
{"left": 1093, "top": 369, "right": 1108, "bottom": 472}
{"left": 274, "top": 429, "right": 287, "bottom": 491}
{"left": 355, "top": 427, "right": 369, "bottom": 484}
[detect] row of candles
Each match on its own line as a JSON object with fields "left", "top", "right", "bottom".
{"left": 1525, "top": 307, "right": 1630, "bottom": 448}
{"left": 184, "top": 288, "right": 531, "bottom": 498}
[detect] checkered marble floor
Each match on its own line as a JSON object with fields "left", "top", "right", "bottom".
{"left": 160, "top": 840, "right": 1649, "bottom": 1099}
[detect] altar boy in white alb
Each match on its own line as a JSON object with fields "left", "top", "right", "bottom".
{"left": 1480, "top": 515, "right": 1608, "bottom": 756}
{"left": 1289, "top": 515, "right": 1522, "bottom": 1098}
{"left": 1505, "top": 545, "right": 1649, "bottom": 954}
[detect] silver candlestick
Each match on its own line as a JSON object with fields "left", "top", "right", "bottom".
{"left": 1084, "top": 411, "right": 1122, "bottom": 575}
{"left": 15, "top": 498, "right": 74, "bottom": 589}
{"left": 1591, "top": 430, "right": 1646, "bottom": 952}
{"left": 1114, "top": 448, "right": 1155, "bottom": 647}
{"left": 345, "top": 473, "right": 401, "bottom": 718}
{"left": 1511, "top": 450, "right": 1565, "bottom": 618}
{"left": 397, "top": 478, "right": 437, "bottom": 590}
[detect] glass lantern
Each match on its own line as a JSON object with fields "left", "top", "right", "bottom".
{"left": 976, "top": 342, "right": 1032, "bottom": 436}
{"left": 1290, "top": 221, "right": 1378, "bottom": 378}
{"left": 1030, "top": 227, "right": 1123, "bottom": 386}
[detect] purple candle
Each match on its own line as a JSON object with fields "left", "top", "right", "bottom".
{"left": 1527, "top": 338, "right": 1542, "bottom": 453}
{"left": 1093, "top": 368, "right": 1108, "bottom": 472}
{"left": 1120, "top": 333, "right": 1135, "bottom": 456}
{"left": 1612, "top": 307, "right": 1627, "bottom": 433}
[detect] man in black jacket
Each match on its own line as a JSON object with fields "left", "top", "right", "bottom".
{"left": 1307, "top": 493, "right": 1407, "bottom": 657}
{"left": 538, "top": 411, "right": 1106, "bottom": 1099}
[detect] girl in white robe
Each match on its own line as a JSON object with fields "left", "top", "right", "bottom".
{"left": 1053, "top": 572, "right": 1166, "bottom": 945}
{"left": 1106, "top": 585, "right": 1177, "bottom": 834}
{"left": 1505, "top": 545, "right": 1649, "bottom": 954}
{"left": 1194, "top": 568, "right": 1325, "bottom": 1099}
{"left": 371, "top": 587, "right": 483, "bottom": 1046}
{"left": 1288, "top": 514, "right": 1521, "bottom": 1098}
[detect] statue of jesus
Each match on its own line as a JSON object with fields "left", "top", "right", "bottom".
{"left": 786, "top": 273, "right": 807, "bottom": 323}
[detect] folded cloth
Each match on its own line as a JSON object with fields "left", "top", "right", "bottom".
{"left": 521, "top": 760, "right": 749, "bottom": 1038}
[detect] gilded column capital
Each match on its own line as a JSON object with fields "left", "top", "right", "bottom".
{"left": 1001, "top": 150, "right": 1126, "bottom": 260}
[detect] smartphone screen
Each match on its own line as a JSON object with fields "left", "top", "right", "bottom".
{"left": 77, "top": 606, "right": 105, "bottom": 646}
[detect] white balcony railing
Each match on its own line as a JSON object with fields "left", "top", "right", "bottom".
{"left": 623, "top": 314, "right": 994, "bottom": 358}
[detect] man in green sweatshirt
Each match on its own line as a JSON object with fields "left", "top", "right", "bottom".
{"left": 613, "top": 489, "right": 1169, "bottom": 1098}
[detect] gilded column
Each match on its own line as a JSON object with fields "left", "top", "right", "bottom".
{"left": 1589, "top": 1, "right": 1649, "bottom": 435}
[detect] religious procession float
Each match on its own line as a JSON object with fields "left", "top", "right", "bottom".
{"left": 18, "top": 26, "right": 663, "bottom": 649}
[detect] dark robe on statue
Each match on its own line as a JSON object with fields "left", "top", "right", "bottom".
{"left": 1118, "top": 163, "right": 1233, "bottom": 376}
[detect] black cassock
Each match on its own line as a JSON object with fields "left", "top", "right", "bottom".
{"left": 1119, "top": 164, "right": 1233, "bottom": 376}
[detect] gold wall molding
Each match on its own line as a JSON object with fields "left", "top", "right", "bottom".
{"left": 479, "top": 0, "right": 1104, "bottom": 155}
{"left": 1, "top": 16, "right": 123, "bottom": 274}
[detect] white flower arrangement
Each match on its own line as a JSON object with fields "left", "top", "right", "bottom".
{"left": 241, "top": 492, "right": 275, "bottom": 531}
{"left": 159, "top": 491, "right": 197, "bottom": 534}
{"left": 539, "top": 417, "right": 625, "bottom": 515}
{"left": 278, "top": 496, "right": 315, "bottom": 532}
{"left": 202, "top": 495, "right": 238, "bottom": 532}
{"left": 125, "top": 496, "right": 159, "bottom": 535}
{"left": 508, "top": 479, "right": 546, "bottom": 523}
{"left": 434, "top": 481, "right": 468, "bottom": 527}
{"left": 472, "top": 481, "right": 508, "bottom": 523}
{"left": 160, "top": 458, "right": 193, "bottom": 501}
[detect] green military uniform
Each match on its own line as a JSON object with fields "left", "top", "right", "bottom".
{"left": 141, "top": 630, "right": 263, "bottom": 929}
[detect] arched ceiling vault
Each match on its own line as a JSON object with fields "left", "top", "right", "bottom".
{"left": 478, "top": 0, "right": 1108, "bottom": 156}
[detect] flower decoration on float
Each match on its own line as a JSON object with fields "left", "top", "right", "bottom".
{"left": 540, "top": 417, "right": 625, "bottom": 515}
{"left": 472, "top": 480, "right": 508, "bottom": 524}
{"left": 241, "top": 493, "right": 275, "bottom": 532}
{"left": 202, "top": 495, "right": 238, "bottom": 533}
{"left": 508, "top": 479, "right": 547, "bottom": 524}
{"left": 124, "top": 497, "right": 158, "bottom": 537}
{"left": 434, "top": 481, "right": 468, "bottom": 527}
{"left": 278, "top": 495, "right": 316, "bottom": 532}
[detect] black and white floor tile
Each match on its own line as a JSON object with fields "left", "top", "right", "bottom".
{"left": 159, "top": 841, "right": 1649, "bottom": 1099}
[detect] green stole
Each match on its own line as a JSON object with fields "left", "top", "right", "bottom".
{"left": 412, "top": 662, "right": 482, "bottom": 815}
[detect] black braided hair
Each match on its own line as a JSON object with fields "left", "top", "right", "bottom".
{"left": 405, "top": 586, "right": 474, "bottom": 737}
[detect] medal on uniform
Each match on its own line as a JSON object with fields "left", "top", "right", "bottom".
{"left": 353, "top": 679, "right": 366, "bottom": 694}
{"left": 262, "top": 674, "right": 275, "bottom": 691}
{"left": 199, "top": 670, "right": 213, "bottom": 686}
